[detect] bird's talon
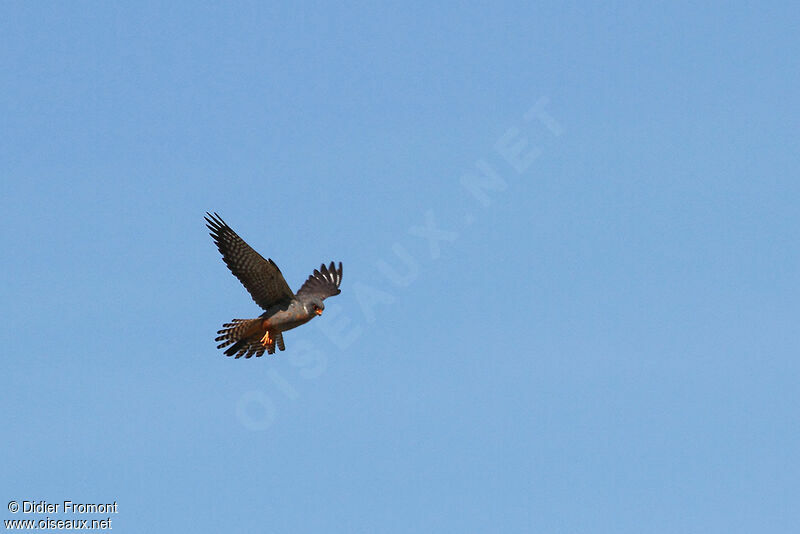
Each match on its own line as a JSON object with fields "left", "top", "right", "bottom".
{"left": 261, "top": 332, "right": 273, "bottom": 346}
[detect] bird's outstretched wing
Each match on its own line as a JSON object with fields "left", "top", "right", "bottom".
{"left": 205, "top": 213, "right": 295, "bottom": 310}
{"left": 296, "top": 261, "right": 343, "bottom": 301}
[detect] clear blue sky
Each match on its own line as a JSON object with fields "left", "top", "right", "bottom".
{"left": 2, "top": 2, "right": 799, "bottom": 532}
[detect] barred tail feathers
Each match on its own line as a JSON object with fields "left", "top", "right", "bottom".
{"left": 215, "top": 318, "right": 286, "bottom": 357}
{"left": 215, "top": 319, "right": 264, "bottom": 358}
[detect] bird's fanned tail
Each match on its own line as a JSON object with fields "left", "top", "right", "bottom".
{"left": 215, "top": 319, "right": 285, "bottom": 358}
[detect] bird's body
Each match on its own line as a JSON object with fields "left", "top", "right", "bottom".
{"left": 261, "top": 300, "right": 316, "bottom": 332}
{"left": 205, "top": 213, "right": 343, "bottom": 358}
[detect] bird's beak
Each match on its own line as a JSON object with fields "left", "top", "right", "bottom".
{"left": 315, "top": 308, "right": 323, "bottom": 316}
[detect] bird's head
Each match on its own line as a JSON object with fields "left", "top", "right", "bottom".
{"left": 308, "top": 299, "right": 325, "bottom": 316}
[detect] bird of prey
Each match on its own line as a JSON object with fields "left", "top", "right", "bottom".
{"left": 205, "top": 212, "right": 343, "bottom": 358}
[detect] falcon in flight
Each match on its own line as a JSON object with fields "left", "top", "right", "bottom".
{"left": 206, "top": 212, "right": 343, "bottom": 358}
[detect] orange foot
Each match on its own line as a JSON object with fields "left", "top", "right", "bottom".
{"left": 260, "top": 331, "right": 273, "bottom": 347}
